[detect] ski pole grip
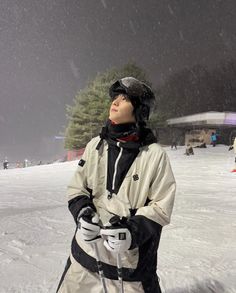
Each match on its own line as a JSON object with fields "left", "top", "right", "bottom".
{"left": 109, "top": 215, "right": 121, "bottom": 226}
{"left": 109, "top": 215, "right": 128, "bottom": 227}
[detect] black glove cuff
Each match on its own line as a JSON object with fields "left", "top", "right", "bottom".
{"left": 68, "top": 195, "right": 96, "bottom": 223}
{"left": 77, "top": 206, "right": 96, "bottom": 223}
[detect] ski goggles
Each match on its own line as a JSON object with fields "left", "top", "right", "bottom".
{"left": 109, "top": 77, "right": 146, "bottom": 100}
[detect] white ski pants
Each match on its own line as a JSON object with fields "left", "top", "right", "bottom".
{"left": 57, "top": 255, "right": 145, "bottom": 293}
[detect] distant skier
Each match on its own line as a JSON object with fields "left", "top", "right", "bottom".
{"left": 3, "top": 159, "right": 9, "bottom": 169}
{"left": 210, "top": 132, "right": 217, "bottom": 147}
{"left": 57, "top": 77, "right": 176, "bottom": 293}
{"left": 228, "top": 137, "right": 236, "bottom": 172}
{"left": 171, "top": 136, "right": 177, "bottom": 150}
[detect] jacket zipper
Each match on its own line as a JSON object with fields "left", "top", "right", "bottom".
{"left": 108, "top": 142, "right": 123, "bottom": 199}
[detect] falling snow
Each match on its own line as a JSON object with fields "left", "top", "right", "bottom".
{"left": 0, "top": 1, "right": 236, "bottom": 162}
{"left": 129, "top": 20, "right": 136, "bottom": 35}
{"left": 100, "top": 0, "right": 107, "bottom": 9}
{"left": 168, "top": 4, "right": 174, "bottom": 16}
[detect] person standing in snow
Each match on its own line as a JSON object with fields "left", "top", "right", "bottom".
{"left": 57, "top": 77, "right": 176, "bottom": 293}
{"left": 210, "top": 132, "right": 217, "bottom": 147}
{"left": 171, "top": 137, "right": 177, "bottom": 150}
{"left": 3, "top": 158, "right": 9, "bottom": 169}
{"left": 228, "top": 137, "right": 236, "bottom": 172}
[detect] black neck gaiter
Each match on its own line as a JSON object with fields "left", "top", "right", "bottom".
{"left": 96, "top": 120, "right": 157, "bottom": 199}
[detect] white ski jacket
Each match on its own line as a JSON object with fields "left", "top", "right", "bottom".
{"left": 66, "top": 135, "right": 176, "bottom": 283}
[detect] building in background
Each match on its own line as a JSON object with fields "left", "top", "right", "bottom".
{"left": 166, "top": 112, "right": 236, "bottom": 147}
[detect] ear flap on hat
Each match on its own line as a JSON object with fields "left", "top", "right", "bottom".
{"left": 134, "top": 104, "right": 150, "bottom": 123}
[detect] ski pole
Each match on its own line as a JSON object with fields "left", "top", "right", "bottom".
{"left": 93, "top": 242, "right": 108, "bottom": 293}
{"left": 82, "top": 208, "right": 108, "bottom": 293}
{"left": 108, "top": 215, "right": 125, "bottom": 293}
{"left": 116, "top": 253, "right": 124, "bottom": 293}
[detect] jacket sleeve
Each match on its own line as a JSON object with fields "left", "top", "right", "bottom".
{"left": 67, "top": 141, "right": 96, "bottom": 223}
{"left": 127, "top": 150, "right": 176, "bottom": 248}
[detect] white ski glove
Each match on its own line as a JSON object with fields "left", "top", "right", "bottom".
{"left": 100, "top": 216, "right": 132, "bottom": 253}
{"left": 101, "top": 223, "right": 132, "bottom": 253}
{"left": 77, "top": 207, "right": 101, "bottom": 243}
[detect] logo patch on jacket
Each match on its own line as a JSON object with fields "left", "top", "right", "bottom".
{"left": 78, "top": 159, "right": 85, "bottom": 167}
{"left": 133, "top": 174, "right": 139, "bottom": 181}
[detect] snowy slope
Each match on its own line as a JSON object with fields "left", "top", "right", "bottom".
{"left": 0, "top": 145, "right": 235, "bottom": 293}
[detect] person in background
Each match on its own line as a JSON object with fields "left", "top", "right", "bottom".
{"left": 210, "top": 132, "right": 217, "bottom": 147}
{"left": 195, "top": 142, "right": 207, "bottom": 148}
{"left": 228, "top": 137, "right": 236, "bottom": 172}
{"left": 57, "top": 77, "right": 176, "bottom": 293}
{"left": 185, "top": 143, "right": 194, "bottom": 156}
{"left": 3, "top": 158, "right": 9, "bottom": 169}
{"left": 171, "top": 137, "right": 177, "bottom": 150}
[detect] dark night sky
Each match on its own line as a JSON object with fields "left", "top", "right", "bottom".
{"left": 0, "top": 0, "right": 236, "bottom": 162}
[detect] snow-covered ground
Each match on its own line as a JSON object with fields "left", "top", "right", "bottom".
{"left": 0, "top": 145, "right": 235, "bottom": 293}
